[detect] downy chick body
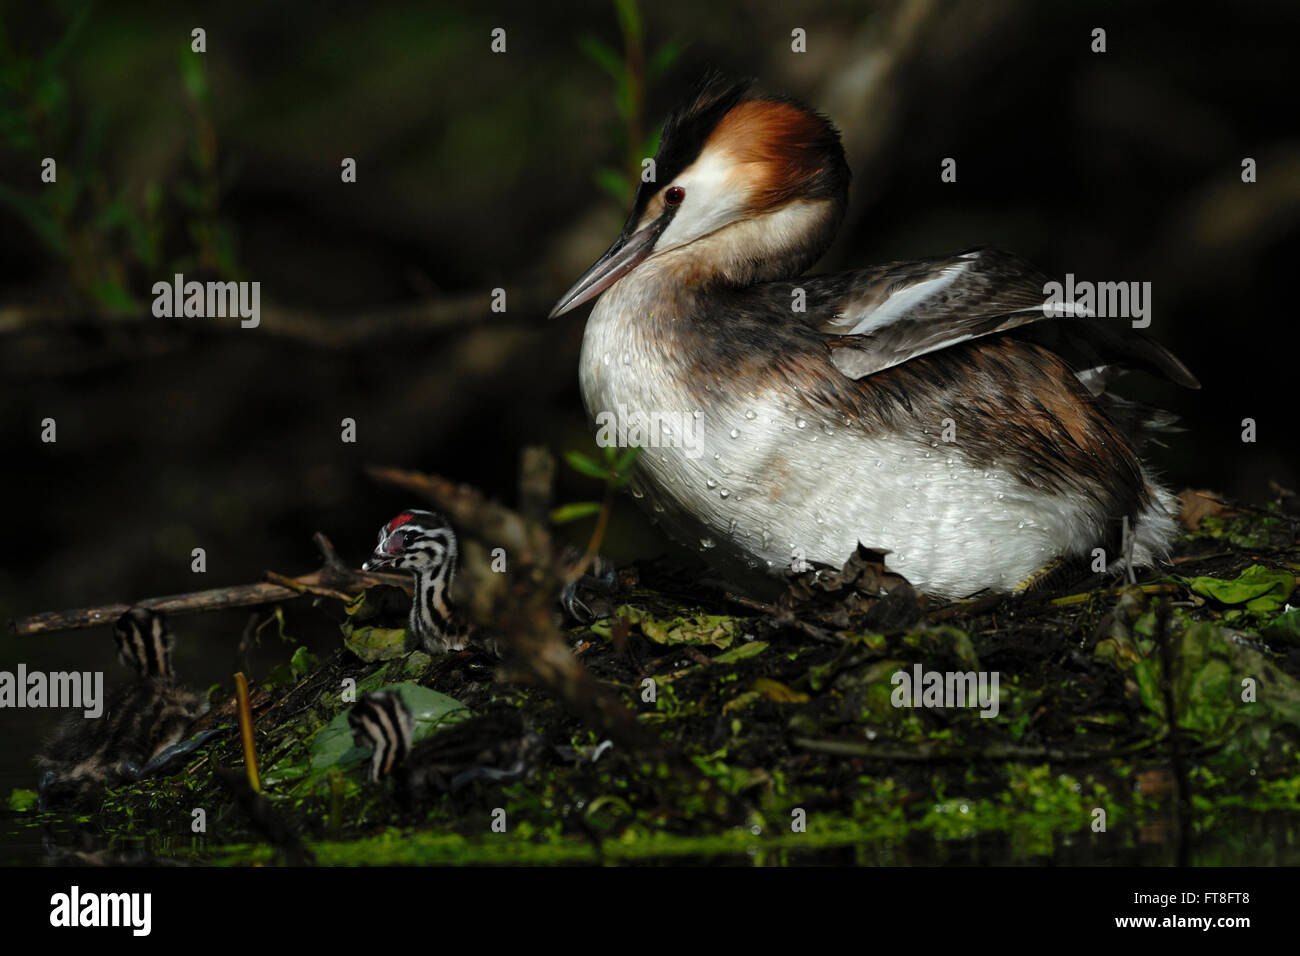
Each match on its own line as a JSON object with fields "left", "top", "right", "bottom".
{"left": 348, "top": 690, "right": 540, "bottom": 805}
{"left": 36, "top": 608, "right": 211, "bottom": 804}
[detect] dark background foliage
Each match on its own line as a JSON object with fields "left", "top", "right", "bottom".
{"left": 1, "top": 0, "right": 1295, "bottom": 793}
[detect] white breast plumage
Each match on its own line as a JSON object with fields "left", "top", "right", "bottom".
{"left": 577, "top": 276, "right": 1159, "bottom": 599}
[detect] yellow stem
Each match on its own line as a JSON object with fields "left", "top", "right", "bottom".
{"left": 233, "top": 672, "right": 261, "bottom": 793}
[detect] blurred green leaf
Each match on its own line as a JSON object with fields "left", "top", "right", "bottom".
{"left": 1264, "top": 608, "right": 1300, "bottom": 643}
{"left": 7, "top": 788, "right": 38, "bottom": 812}
{"left": 263, "top": 663, "right": 295, "bottom": 690}
{"left": 593, "top": 606, "right": 743, "bottom": 649}
{"left": 614, "top": 445, "right": 642, "bottom": 473}
{"left": 550, "top": 501, "right": 603, "bottom": 524}
{"left": 564, "top": 450, "right": 610, "bottom": 479}
{"left": 614, "top": 78, "right": 634, "bottom": 124}
{"left": 179, "top": 49, "right": 208, "bottom": 104}
{"left": 1131, "top": 622, "right": 1300, "bottom": 769}
{"left": 90, "top": 278, "right": 136, "bottom": 313}
{"left": 714, "top": 641, "right": 769, "bottom": 664}
{"left": 343, "top": 625, "right": 408, "bottom": 663}
{"left": 614, "top": 0, "right": 643, "bottom": 47}
{"left": 648, "top": 40, "right": 684, "bottom": 81}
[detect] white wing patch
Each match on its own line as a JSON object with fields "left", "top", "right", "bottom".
{"left": 837, "top": 260, "right": 972, "bottom": 334}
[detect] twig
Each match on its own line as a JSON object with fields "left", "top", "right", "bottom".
{"left": 1049, "top": 583, "right": 1180, "bottom": 606}
{"left": 1170, "top": 550, "right": 1234, "bottom": 564}
{"left": 263, "top": 571, "right": 354, "bottom": 603}
{"left": 927, "top": 591, "right": 1009, "bottom": 622}
{"left": 567, "top": 484, "right": 614, "bottom": 584}
{"left": 722, "top": 591, "right": 844, "bottom": 646}
{"left": 9, "top": 536, "right": 409, "bottom": 636}
{"left": 12, "top": 582, "right": 305, "bottom": 636}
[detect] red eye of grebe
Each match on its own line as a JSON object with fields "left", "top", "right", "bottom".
{"left": 664, "top": 186, "right": 685, "bottom": 207}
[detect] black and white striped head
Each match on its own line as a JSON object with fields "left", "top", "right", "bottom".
{"left": 348, "top": 690, "right": 414, "bottom": 783}
{"left": 362, "top": 510, "right": 458, "bottom": 576}
{"left": 113, "top": 608, "right": 175, "bottom": 681}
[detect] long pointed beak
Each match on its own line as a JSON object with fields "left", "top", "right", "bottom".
{"left": 548, "top": 219, "right": 666, "bottom": 319}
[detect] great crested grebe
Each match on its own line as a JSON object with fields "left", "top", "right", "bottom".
{"left": 550, "top": 75, "right": 1197, "bottom": 599}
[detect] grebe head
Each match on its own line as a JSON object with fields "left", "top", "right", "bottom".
{"left": 550, "top": 75, "right": 850, "bottom": 317}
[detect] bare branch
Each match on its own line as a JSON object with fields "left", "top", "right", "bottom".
{"left": 9, "top": 546, "right": 410, "bottom": 637}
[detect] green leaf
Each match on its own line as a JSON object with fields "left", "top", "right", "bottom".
{"left": 1264, "top": 608, "right": 1300, "bottom": 643}
{"left": 592, "top": 606, "right": 743, "bottom": 649}
{"left": 290, "top": 645, "right": 321, "bottom": 678}
{"left": 1184, "top": 565, "right": 1295, "bottom": 615}
{"left": 7, "top": 788, "right": 38, "bottom": 812}
{"left": 1191, "top": 514, "right": 1279, "bottom": 549}
{"left": 564, "top": 450, "right": 609, "bottom": 479}
{"left": 262, "top": 663, "right": 295, "bottom": 690}
{"left": 714, "top": 641, "right": 768, "bottom": 664}
{"left": 303, "top": 683, "right": 469, "bottom": 790}
{"left": 339, "top": 588, "right": 414, "bottom": 660}
{"left": 648, "top": 40, "right": 684, "bottom": 81}
{"left": 1130, "top": 622, "right": 1300, "bottom": 769}
{"left": 614, "top": 445, "right": 642, "bottom": 473}
{"left": 550, "top": 501, "right": 603, "bottom": 524}
{"left": 343, "top": 625, "right": 408, "bottom": 663}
